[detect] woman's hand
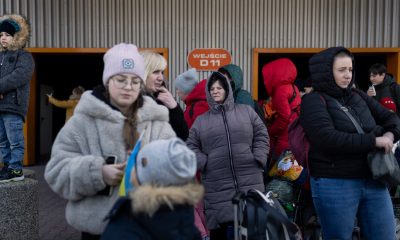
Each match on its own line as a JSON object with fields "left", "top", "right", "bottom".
{"left": 102, "top": 162, "right": 126, "bottom": 186}
{"left": 375, "top": 136, "right": 394, "bottom": 153}
{"left": 382, "top": 131, "right": 394, "bottom": 142}
{"left": 156, "top": 87, "right": 178, "bottom": 109}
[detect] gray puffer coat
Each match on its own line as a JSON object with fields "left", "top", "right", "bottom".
{"left": 186, "top": 75, "right": 269, "bottom": 230}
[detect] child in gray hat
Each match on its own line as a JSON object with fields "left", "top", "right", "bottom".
{"left": 102, "top": 138, "right": 204, "bottom": 240}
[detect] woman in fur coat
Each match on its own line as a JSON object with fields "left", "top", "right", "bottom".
{"left": 45, "top": 43, "right": 176, "bottom": 239}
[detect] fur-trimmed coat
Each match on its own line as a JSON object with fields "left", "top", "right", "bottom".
{"left": 44, "top": 89, "right": 176, "bottom": 234}
{"left": 102, "top": 183, "right": 203, "bottom": 240}
{"left": 0, "top": 14, "right": 34, "bottom": 120}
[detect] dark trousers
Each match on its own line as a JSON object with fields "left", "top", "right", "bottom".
{"left": 210, "top": 221, "right": 234, "bottom": 240}
{"left": 81, "top": 232, "right": 100, "bottom": 240}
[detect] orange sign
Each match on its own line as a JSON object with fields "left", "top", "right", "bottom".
{"left": 187, "top": 48, "right": 232, "bottom": 71}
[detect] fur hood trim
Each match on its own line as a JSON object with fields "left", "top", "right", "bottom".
{"left": 129, "top": 182, "right": 204, "bottom": 217}
{"left": 0, "top": 14, "right": 30, "bottom": 51}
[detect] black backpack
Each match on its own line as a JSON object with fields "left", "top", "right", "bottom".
{"left": 233, "top": 189, "right": 302, "bottom": 240}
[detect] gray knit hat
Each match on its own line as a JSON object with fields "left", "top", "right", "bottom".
{"left": 175, "top": 68, "right": 198, "bottom": 94}
{"left": 136, "top": 138, "right": 196, "bottom": 186}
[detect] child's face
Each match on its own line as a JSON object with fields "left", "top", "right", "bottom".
{"left": 370, "top": 73, "right": 385, "bottom": 86}
{"left": 0, "top": 32, "right": 13, "bottom": 48}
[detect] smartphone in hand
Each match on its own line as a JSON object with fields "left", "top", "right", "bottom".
{"left": 98, "top": 155, "right": 117, "bottom": 196}
{"left": 105, "top": 155, "right": 117, "bottom": 165}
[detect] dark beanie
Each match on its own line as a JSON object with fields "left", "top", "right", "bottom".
{"left": 0, "top": 19, "right": 20, "bottom": 36}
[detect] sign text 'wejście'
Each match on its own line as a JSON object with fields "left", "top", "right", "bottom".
{"left": 192, "top": 53, "right": 228, "bottom": 59}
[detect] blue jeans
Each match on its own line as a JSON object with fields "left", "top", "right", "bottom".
{"left": 311, "top": 177, "right": 395, "bottom": 240}
{"left": 0, "top": 113, "right": 24, "bottom": 170}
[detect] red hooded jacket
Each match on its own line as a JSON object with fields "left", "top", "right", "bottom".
{"left": 262, "top": 58, "right": 301, "bottom": 156}
{"left": 184, "top": 79, "right": 209, "bottom": 128}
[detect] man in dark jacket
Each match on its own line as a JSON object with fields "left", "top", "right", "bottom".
{"left": 367, "top": 63, "right": 400, "bottom": 118}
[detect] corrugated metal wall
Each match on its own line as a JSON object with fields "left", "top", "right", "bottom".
{"left": 1, "top": 0, "right": 399, "bottom": 91}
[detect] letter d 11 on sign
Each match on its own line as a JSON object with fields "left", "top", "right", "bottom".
{"left": 187, "top": 48, "right": 232, "bottom": 71}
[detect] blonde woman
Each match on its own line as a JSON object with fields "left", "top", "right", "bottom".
{"left": 141, "top": 50, "right": 188, "bottom": 140}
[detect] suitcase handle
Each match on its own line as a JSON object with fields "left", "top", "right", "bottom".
{"left": 232, "top": 191, "right": 245, "bottom": 204}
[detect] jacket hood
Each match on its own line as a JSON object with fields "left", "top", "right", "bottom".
{"left": 129, "top": 182, "right": 204, "bottom": 217}
{"left": 219, "top": 64, "right": 243, "bottom": 94}
{"left": 184, "top": 79, "right": 207, "bottom": 105}
{"left": 75, "top": 90, "right": 169, "bottom": 124}
{"left": 206, "top": 72, "right": 235, "bottom": 113}
{"left": 309, "top": 46, "right": 355, "bottom": 98}
{"left": 262, "top": 58, "right": 297, "bottom": 96}
{"left": 0, "top": 14, "right": 30, "bottom": 51}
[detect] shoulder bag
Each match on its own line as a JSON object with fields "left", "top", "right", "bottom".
{"left": 332, "top": 98, "right": 400, "bottom": 187}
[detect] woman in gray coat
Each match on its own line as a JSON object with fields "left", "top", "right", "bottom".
{"left": 186, "top": 71, "right": 269, "bottom": 240}
{"left": 45, "top": 43, "right": 176, "bottom": 239}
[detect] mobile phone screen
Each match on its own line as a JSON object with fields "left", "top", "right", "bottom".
{"left": 105, "top": 156, "right": 117, "bottom": 165}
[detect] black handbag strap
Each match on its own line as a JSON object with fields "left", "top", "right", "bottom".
{"left": 331, "top": 98, "right": 365, "bottom": 134}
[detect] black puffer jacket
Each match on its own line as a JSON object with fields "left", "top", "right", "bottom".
{"left": 300, "top": 47, "right": 400, "bottom": 178}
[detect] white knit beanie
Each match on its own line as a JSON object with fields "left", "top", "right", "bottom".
{"left": 175, "top": 68, "right": 198, "bottom": 94}
{"left": 102, "top": 43, "right": 145, "bottom": 85}
{"left": 136, "top": 138, "right": 196, "bottom": 186}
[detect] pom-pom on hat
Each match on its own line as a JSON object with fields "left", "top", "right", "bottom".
{"left": 0, "top": 19, "right": 20, "bottom": 36}
{"left": 380, "top": 97, "right": 397, "bottom": 112}
{"left": 135, "top": 138, "right": 196, "bottom": 186}
{"left": 102, "top": 43, "right": 145, "bottom": 85}
{"left": 175, "top": 68, "right": 198, "bottom": 94}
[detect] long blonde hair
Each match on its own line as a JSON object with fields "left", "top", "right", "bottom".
{"left": 140, "top": 50, "right": 167, "bottom": 86}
